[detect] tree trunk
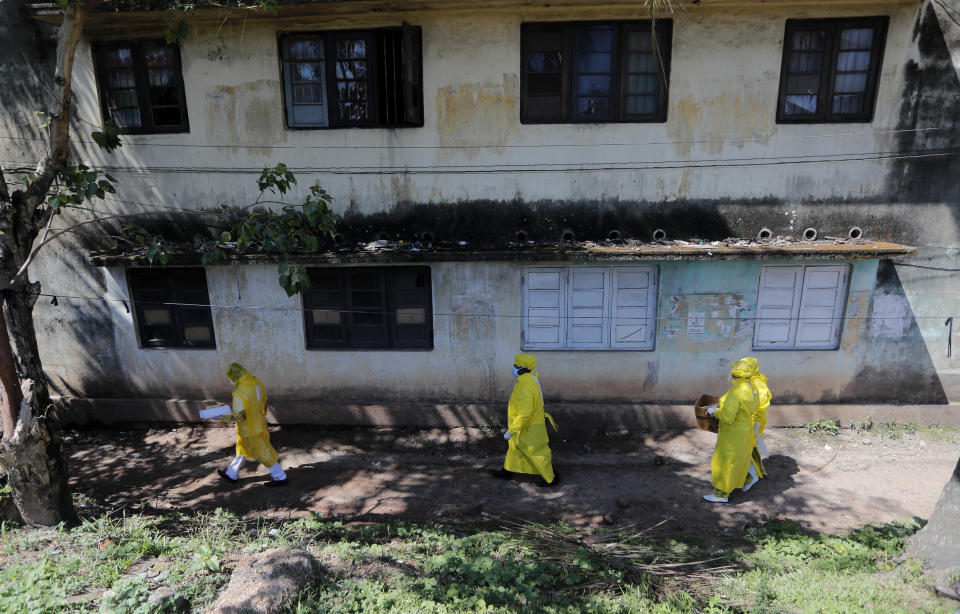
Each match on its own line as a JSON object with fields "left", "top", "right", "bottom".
{"left": 909, "top": 454, "right": 960, "bottom": 600}
{"left": 0, "top": 379, "right": 76, "bottom": 525}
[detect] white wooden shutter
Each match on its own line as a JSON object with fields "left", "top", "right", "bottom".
{"left": 522, "top": 268, "right": 565, "bottom": 349}
{"left": 753, "top": 266, "right": 803, "bottom": 348}
{"left": 611, "top": 266, "right": 657, "bottom": 349}
{"left": 795, "top": 265, "right": 849, "bottom": 349}
{"left": 566, "top": 267, "right": 609, "bottom": 348}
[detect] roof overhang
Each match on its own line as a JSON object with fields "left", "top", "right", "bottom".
{"left": 89, "top": 240, "right": 917, "bottom": 267}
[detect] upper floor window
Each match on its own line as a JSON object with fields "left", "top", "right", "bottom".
{"left": 753, "top": 265, "right": 849, "bottom": 350}
{"left": 128, "top": 268, "right": 215, "bottom": 349}
{"left": 279, "top": 25, "right": 423, "bottom": 129}
{"left": 303, "top": 267, "right": 432, "bottom": 349}
{"left": 92, "top": 40, "right": 189, "bottom": 134}
{"left": 520, "top": 20, "right": 672, "bottom": 124}
{"left": 777, "top": 17, "right": 888, "bottom": 123}
{"left": 522, "top": 266, "right": 658, "bottom": 350}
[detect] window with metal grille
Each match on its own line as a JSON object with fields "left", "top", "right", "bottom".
{"left": 521, "top": 21, "right": 672, "bottom": 124}
{"left": 279, "top": 25, "right": 423, "bottom": 129}
{"left": 92, "top": 40, "right": 189, "bottom": 134}
{"left": 777, "top": 17, "right": 888, "bottom": 123}
{"left": 128, "top": 268, "right": 215, "bottom": 349}
{"left": 303, "top": 267, "right": 432, "bottom": 349}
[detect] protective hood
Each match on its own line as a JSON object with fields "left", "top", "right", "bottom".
{"left": 730, "top": 357, "right": 757, "bottom": 379}
{"left": 514, "top": 353, "right": 537, "bottom": 371}
{"left": 226, "top": 362, "right": 249, "bottom": 384}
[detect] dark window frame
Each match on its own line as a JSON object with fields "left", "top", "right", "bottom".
{"left": 277, "top": 24, "right": 424, "bottom": 130}
{"left": 303, "top": 267, "right": 433, "bottom": 350}
{"left": 92, "top": 39, "right": 189, "bottom": 135}
{"left": 128, "top": 268, "right": 216, "bottom": 349}
{"left": 776, "top": 16, "right": 888, "bottom": 124}
{"left": 520, "top": 20, "right": 672, "bottom": 124}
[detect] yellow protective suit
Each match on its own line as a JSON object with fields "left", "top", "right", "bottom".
{"left": 503, "top": 353, "right": 557, "bottom": 483}
{"left": 226, "top": 363, "right": 279, "bottom": 468}
{"left": 711, "top": 359, "right": 759, "bottom": 496}
{"left": 741, "top": 357, "right": 772, "bottom": 438}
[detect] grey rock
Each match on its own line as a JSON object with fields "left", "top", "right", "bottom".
{"left": 148, "top": 586, "right": 189, "bottom": 612}
{"left": 208, "top": 546, "right": 319, "bottom": 614}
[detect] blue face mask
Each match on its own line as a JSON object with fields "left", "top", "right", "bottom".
{"left": 512, "top": 367, "right": 521, "bottom": 378}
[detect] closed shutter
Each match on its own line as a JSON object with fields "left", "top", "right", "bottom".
{"left": 523, "top": 268, "right": 565, "bottom": 349}
{"left": 567, "top": 267, "right": 609, "bottom": 348}
{"left": 611, "top": 266, "right": 657, "bottom": 349}
{"left": 754, "top": 266, "right": 803, "bottom": 348}
{"left": 795, "top": 265, "right": 848, "bottom": 348}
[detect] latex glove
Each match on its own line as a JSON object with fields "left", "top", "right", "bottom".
{"left": 706, "top": 407, "right": 717, "bottom": 417}
{"left": 503, "top": 431, "right": 513, "bottom": 440}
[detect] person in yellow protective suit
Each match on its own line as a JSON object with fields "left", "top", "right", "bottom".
{"left": 490, "top": 353, "right": 559, "bottom": 486}
{"left": 741, "top": 357, "right": 772, "bottom": 478}
{"left": 216, "top": 363, "right": 288, "bottom": 487}
{"left": 703, "top": 358, "right": 760, "bottom": 503}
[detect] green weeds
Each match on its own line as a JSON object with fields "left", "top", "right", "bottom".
{"left": 804, "top": 418, "right": 840, "bottom": 436}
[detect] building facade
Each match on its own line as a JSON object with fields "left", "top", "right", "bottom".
{"left": 2, "top": 0, "right": 959, "bottom": 428}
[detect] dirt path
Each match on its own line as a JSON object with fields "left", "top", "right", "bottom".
{"left": 64, "top": 424, "right": 959, "bottom": 538}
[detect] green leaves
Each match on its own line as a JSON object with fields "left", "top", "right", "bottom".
{"left": 91, "top": 122, "right": 123, "bottom": 153}
{"left": 257, "top": 162, "right": 297, "bottom": 196}
{"left": 278, "top": 262, "right": 310, "bottom": 297}
{"left": 123, "top": 224, "right": 170, "bottom": 265}
{"left": 45, "top": 164, "right": 116, "bottom": 211}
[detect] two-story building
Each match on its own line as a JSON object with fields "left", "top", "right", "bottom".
{"left": 2, "top": 0, "right": 959, "bottom": 429}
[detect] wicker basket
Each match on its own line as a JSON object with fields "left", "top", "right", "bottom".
{"left": 694, "top": 394, "right": 720, "bottom": 433}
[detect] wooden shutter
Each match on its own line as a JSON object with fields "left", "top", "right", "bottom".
{"left": 795, "top": 265, "right": 848, "bottom": 348}
{"left": 611, "top": 266, "right": 657, "bottom": 349}
{"left": 566, "top": 267, "right": 609, "bottom": 348}
{"left": 523, "top": 268, "right": 565, "bottom": 349}
{"left": 753, "top": 266, "right": 803, "bottom": 348}
{"left": 400, "top": 22, "right": 424, "bottom": 126}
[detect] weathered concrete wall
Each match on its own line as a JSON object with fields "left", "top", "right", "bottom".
{"left": 2, "top": 0, "right": 960, "bottom": 422}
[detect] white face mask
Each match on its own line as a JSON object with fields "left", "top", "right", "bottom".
{"left": 512, "top": 367, "right": 521, "bottom": 378}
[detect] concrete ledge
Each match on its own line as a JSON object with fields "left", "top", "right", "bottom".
{"left": 54, "top": 397, "right": 960, "bottom": 431}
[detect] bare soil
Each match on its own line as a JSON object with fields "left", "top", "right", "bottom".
{"left": 63, "top": 424, "right": 959, "bottom": 538}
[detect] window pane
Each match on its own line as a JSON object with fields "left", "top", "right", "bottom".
{"left": 788, "top": 51, "right": 822, "bottom": 73}
{"left": 336, "top": 39, "right": 367, "bottom": 59}
{"left": 150, "top": 86, "right": 180, "bottom": 106}
{"left": 526, "top": 96, "right": 562, "bottom": 118}
{"left": 577, "top": 75, "right": 611, "bottom": 96}
{"left": 626, "top": 95, "right": 657, "bottom": 115}
{"left": 353, "top": 312, "right": 384, "bottom": 325}
{"left": 114, "top": 108, "right": 142, "bottom": 128}
{"left": 627, "top": 53, "right": 657, "bottom": 73}
{"left": 528, "top": 73, "right": 561, "bottom": 96}
{"left": 143, "top": 46, "right": 175, "bottom": 67}
{"left": 335, "top": 60, "right": 367, "bottom": 80}
{"left": 836, "top": 50, "right": 871, "bottom": 72}
{"left": 577, "top": 52, "right": 612, "bottom": 73}
{"left": 785, "top": 74, "right": 821, "bottom": 95}
{"left": 183, "top": 326, "right": 212, "bottom": 343}
{"left": 102, "top": 48, "right": 134, "bottom": 67}
{"left": 527, "top": 51, "right": 561, "bottom": 72}
{"left": 840, "top": 27, "right": 873, "bottom": 49}
{"left": 792, "top": 30, "right": 825, "bottom": 51}
{"left": 626, "top": 74, "right": 658, "bottom": 95}
{"left": 293, "top": 83, "right": 323, "bottom": 104}
{"left": 577, "top": 26, "right": 614, "bottom": 52}
{"left": 148, "top": 68, "right": 175, "bottom": 87}
{"left": 577, "top": 96, "right": 611, "bottom": 118}
{"left": 528, "top": 30, "right": 562, "bottom": 49}
{"left": 784, "top": 94, "right": 818, "bottom": 115}
{"left": 108, "top": 69, "right": 137, "bottom": 88}
{"left": 312, "top": 309, "right": 341, "bottom": 325}
{"left": 834, "top": 72, "right": 867, "bottom": 93}
{"left": 832, "top": 93, "right": 864, "bottom": 114}
{"left": 152, "top": 106, "right": 182, "bottom": 127}
{"left": 108, "top": 88, "right": 139, "bottom": 108}
{"left": 626, "top": 30, "right": 652, "bottom": 52}
{"left": 285, "top": 39, "right": 324, "bottom": 60}
{"left": 293, "top": 61, "right": 324, "bottom": 82}
{"left": 143, "top": 308, "right": 172, "bottom": 325}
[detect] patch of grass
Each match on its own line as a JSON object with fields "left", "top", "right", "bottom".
{"left": 718, "top": 518, "right": 953, "bottom": 614}
{"left": 0, "top": 511, "right": 955, "bottom": 614}
{"left": 804, "top": 418, "right": 840, "bottom": 436}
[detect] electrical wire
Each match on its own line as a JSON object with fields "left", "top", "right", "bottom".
{"left": 1, "top": 124, "right": 958, "bottom": 150}
{"left": 5, "top": 146, "right": 960, "bottom": 175}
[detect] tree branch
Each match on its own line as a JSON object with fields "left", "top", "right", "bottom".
{"left": 24, "top": 2, "right": 90, "bottom": 204}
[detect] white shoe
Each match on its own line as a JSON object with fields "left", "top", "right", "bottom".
{"left": 703, "top": 494, "right": 728, "bottom": 503}
{"left": 742, "top": 474, "right": 759, "bottom": 492}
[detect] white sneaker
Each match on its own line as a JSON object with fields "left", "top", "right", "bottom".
{"left": 742, "top": 474, "right": 760, "bottom": 492}
{"left": 703, "top": 494, "right": 728, "bottom": 503}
